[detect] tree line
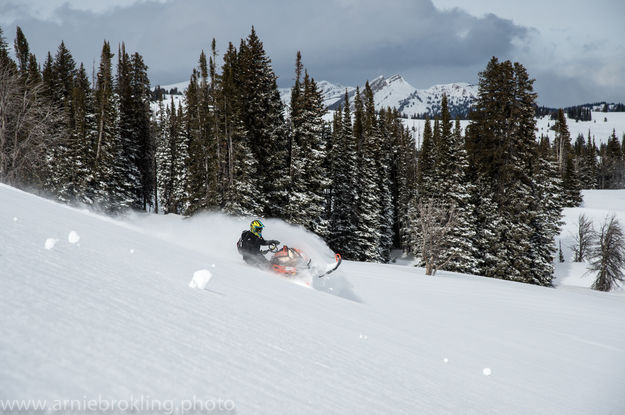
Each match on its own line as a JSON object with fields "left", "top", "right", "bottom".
{"left": 1, "top": 25, "right": 623, "bottom": 288}
{"left": 0, "top": 26, "right": 153, "bottom": 211}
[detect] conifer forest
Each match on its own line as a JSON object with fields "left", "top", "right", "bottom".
{"left": 2, "top": 26, "right": 625, "bottom": 287}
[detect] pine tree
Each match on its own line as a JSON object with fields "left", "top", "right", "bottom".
{"left": 130, "top": 52, "right": 155, "bottom": 210}
{"left": 44, "top": 41, "right": 78, "bottom": 198}
{"left": 395, "top": 111, "right": 418, "bottom": 252}
{"left": 554, "top": 109, "right": 570, "bottom": 173}
{"left": 56, "top": 63, "right": 97, "bottom": 204}
{"left": 286, "top": 55, "right": 329, "bottom": 236}
{"left": 471, "top": 178, "right": 508, "bottom": 279}
{"left": 13, "top": 27, "right": 30, "bottom": 81}
{"left": 527, "top": 153, "right": 563, "bottom": 285}
{"left": 329, "top": 93, "right": 359, "bottom": 258}
{"left": 116, "top": 45, "right": 154, "bottom": 210}
{"left": 156, "top": 97, "right": 187, "bottom": 214}
{"left": 155, "top": 97, "right": 173, "bottom": 213}
{"left": 416, "top": 117, "right": 435, "bottom": 198}
{"left": 434, "top": 95, "right": 453, "bottom": 187}
{"left": 562, "top": 153, "right": 582, "bottom": 206}
{"left": 375, "top": 108, "right": 396, "bottom": 262}
{"left": 577, "top": 131, "right": 598, "bottom": 189}
{"left": 238, "top": 27, "right": 288, "bottom": 216}
{"left": 26, "top": 53, "right": 40, "bottom": 85}
{"left": 443, "top": 117, "right": 479, "bottom": 273}
{"left": 220, "top": 42, "right": 261, "bottom": 216}
{"left": 42, "top": 52, "right": 53, "bottom": 90}
{"left": 93, "top": 41, "right": 128, "bottom": 212}
{"left": 354, "top": 82, "right": 382, "bottom": 261}
{"left": 197, "top": 48, "right": 219, "bottom": 209}
{"left": 183, "top": 68, "right": 207, "bottom": 214}
{"left": 467, "top": 57, "right": 561, "bottom": 285}
{"left": 571, "top": 214, "right": 595, "bottom": 262}
{"left": 589, "top": 215, "right": 625, "bottom": 291}
{"left": 0, "top": 27, "right": 16, "bottom": 73}
{"left": 209, "top": 39, "right": 226, "bottom": 207}
{"left": 554, "top": 109, "right": 581, "bottom": 206}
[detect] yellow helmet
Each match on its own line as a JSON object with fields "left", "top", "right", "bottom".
{"left": 250, "top": 220, "right": 264, "bottom": 237}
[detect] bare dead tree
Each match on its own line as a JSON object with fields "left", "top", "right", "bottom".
{"left": 570, "top": 213, "right": 595, "bottom": 262}
{"left": 0, "top": 66, "right": 65, "bottom": 187}
{"left": 417, "top": 199, "right": 457, "bottom": 276}
{"left": 589, "top": 215, "right": 625, "bottom": 292}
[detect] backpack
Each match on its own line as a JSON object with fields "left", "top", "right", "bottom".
{"left": 236, "top": 231, "right": 245, "bottom": 254}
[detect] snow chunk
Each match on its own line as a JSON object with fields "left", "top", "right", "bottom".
{"left": 130, "top": 249, "right": 135, "bottom": 254}
{"left": 189, "top": 269, "right": 213, "bottom": 290}
{"left": 44, "top": 238, "right": 58, "bottom": 250}
{"left": 443, "top": 358, "right": 449, "bottom": 364}
{"left": 13, "top": 217, "right": 18, "bottom": 222}
{"left": 68, "top": 231, "right": 80, "bottom": 244}
{"left": 483, "top": 368, "right": 492, "bottom": 376}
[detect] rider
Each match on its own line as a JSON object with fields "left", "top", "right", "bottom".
{"left": 237, "top": 220, "right": 280, "bottom": 268}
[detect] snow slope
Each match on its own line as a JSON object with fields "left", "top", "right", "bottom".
{"left": 4, "top": 184, "right": 623, "bottom": 414}
{"left": 536, "top": 112, "right": 625, "bottom": 145}
{"left": 150, "top": 81, "right": 187, "bottom": 115}
{"left": 556, "top": 189, "right": 625, "bottom": 289}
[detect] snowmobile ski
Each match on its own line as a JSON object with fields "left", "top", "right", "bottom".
{"left": 316, "top": 253, "right": 342, "bottom": 278}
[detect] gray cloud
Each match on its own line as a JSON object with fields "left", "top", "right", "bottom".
{"left": 1, "top": 0, "right": 620, "bottom": 106}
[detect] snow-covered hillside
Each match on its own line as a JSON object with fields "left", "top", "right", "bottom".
{"left": 400, "top": 111, "right": 625, "bottom": 149}
{"left": 2, "top": 184, "right": 625, "bottom": 414}
{"left": 151, "top": 79, "right": 624, "bottom": 146}
{"left": 150, "top": 81, "right": 187, "bottom": 115}
{"left": 536, "top": 112, "right": 625, "bottom": 145}
{"left": 556, "top": 189, "right": 625, "bottom": 289}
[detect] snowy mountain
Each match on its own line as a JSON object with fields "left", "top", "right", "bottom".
{"left": 279, "top": 75, "right": 478, "bottom": 118}
{"left": 151, "top": 79, "right": 625, "bottom": 145}
{"left": 2, "top": 183, "right": 625, "bottom": 414}
{"left": 279, "top": 80, "right": 356, "bottom": 110}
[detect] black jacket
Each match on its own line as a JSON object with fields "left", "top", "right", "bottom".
{"left": 238, "top": 230, "right": 270, "bottom": 255}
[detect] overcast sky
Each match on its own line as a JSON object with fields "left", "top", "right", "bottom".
{"left": 1, "top": 0, "right": 623, "bottom": 107}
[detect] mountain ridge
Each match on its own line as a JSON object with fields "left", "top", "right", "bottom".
{"left": 279, "top": 74, "right": 478, "bottom": 118}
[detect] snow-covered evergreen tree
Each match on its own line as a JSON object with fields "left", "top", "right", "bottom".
{"left": 238, "top": 27, "right": 288, "bottom": 217}
{"left": 329, "top": 93, "right": 359, "bottom": 259}
{"left": 376, "top": 108, "right": 396, "bottom": 262}
{"left": 116, "top": 44, "right": 144, "bottom": 210}
{"left": 220, "top": 43, "right": 261, "bottom": 216}
{"left": 467, "top": 57, "right": 562, "bottom": 286}
{"left": 156, "top": 97, "right": 187, "bottom": 214}
{"left": 286, "top": 60, "right": 329, "bottom": 236}
{"left": 589, "top": 215, "right": 625, "bottom": 291}
{"left": 354, "top": 82, "right": 383, "bottom": 261}
{"left": 442, "top": 117, "right": 479, "bottom": 274}
{"left": 183, "top": 68, "right": 209, "bottom": 214}
{"left": 394, "top": 111, "right": 418, "bottom": 253}
{"left": 554, "top": 109, "right": 582, "bottom": 206}
{"left": 92, "top": 41, "right": 132, "bottom": 212}
{"left": 65, "top": 63, "right": 97, "bottom": 205}
{"left": 44, "top": 41, "right": 78, "bottom": 200}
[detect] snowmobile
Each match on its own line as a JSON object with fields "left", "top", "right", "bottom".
{"left": 265, "top": 243, "right": 342, "bottom": 279}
